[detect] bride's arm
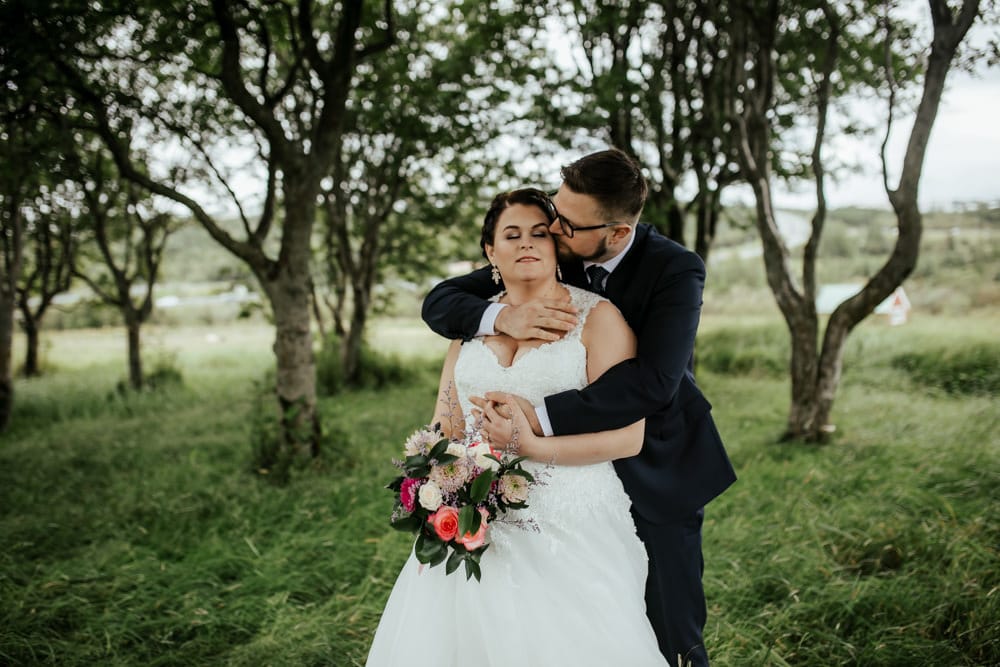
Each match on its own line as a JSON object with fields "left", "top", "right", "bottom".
{"left": 497, "top": 301, "right": 644, "bottom": 465}
{"left": 431, "top": 340, "right": 465, "bottom": 439}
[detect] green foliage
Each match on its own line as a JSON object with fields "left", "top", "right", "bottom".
{"left": 892, "top": 344, "right": 1000, "bottom": 396}
{"left": 697, "top": 324, "right": 789, "bottom": 377}
{"left": 315, "top": 334, "right": 417, "bottom": 397}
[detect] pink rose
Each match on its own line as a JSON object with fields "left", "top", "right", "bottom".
{"left": 455, "top": 508, "right": 489, "bottom": 551}
{"left": 430, "top": 506, "right": 459, "bottom": 541}
{"left": 400, "top": 477, "right": 422, "bottom": 513}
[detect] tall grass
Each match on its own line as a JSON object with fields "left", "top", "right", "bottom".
{"left": 2, "top": 316, "right": 998, "bottom": 665}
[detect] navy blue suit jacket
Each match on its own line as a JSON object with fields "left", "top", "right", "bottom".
{"left": 422, "top": 224, "right": 736, "bottom": 523}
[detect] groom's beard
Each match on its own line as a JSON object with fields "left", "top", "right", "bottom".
{"left": 556, "top": 236, "right": 609, "bottom": 263}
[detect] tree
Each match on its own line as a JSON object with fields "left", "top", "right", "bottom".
{"left": 0, "top": 0, "right": 66, "bottom": 428}
{"left": 731, "top": 0, "right": 984, "bottom": 441}
{"left": 0, "top": 130, "right": 27, "bottom": 431}
{"left": 528, "top": 1, "right": 743, "bottom": 260}
{"left": 318, "top": 3, "right": 538, "bottom": 381}
{"left": 16, "top": 185, "right": 77, "bottom": 377}
{"left": 72, "top": 151, "right": 176, "bottom": 390}
{"left": 24, "top": 0, "right": 400, "bottom": 457}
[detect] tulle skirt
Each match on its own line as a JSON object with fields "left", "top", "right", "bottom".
{"left": 365, "top": 462, "right": 668, "bottom": 667}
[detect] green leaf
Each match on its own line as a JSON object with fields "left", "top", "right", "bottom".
{"left": 428, "top": 543, "right": 448, "bottom": 567}
{"left": 405, "top": 454, "right": 428, "bottom": 468}
{"left": 427, "top": 438, "right": 450, "bottom": 460}
{"left": 469, "top": 468, "right": 495, "bottom": 503}
{"left": 390, "top": 513, "right": 422, "bottom": 532}
{"left": 386, "top": 475, "right": 405, "bottom": 491}
{"left": 506, "top": 469, "right": 534, "bottom": 482}
{"left": 457, "top": 504, "right": 481, "bottom": 536}
{"left": 409, "top": 465, "right": 432, "bottom": 478}
{"left": 445, "top": 549, "right": 463, "bottom": 575}
{"left": 414, "top": 532, "right": 446, "bottom": 565}
{"left": 464, "top": 557, "right": 482, "bottom": 582}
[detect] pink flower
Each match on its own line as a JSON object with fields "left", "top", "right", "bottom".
{"left": 400, "top": 477, "right": 422, "bottom": 513}
{"left": 429, "top": 506, "right": 459, "bottom": 541}
{"left": 455, "top": 508, "right": 489, "bottom": 551}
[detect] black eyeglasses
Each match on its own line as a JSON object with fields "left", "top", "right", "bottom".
{"left": 556, "top": 218, "right": 623, "bottom": 238}
{"left": 547, "top": 191, "right": 626, "bottom": 238}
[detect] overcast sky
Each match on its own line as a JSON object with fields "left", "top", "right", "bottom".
{"left": 771, "top": 64, "right": 1000, "bottom": 211}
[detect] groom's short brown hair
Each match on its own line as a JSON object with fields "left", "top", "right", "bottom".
{"left": 560, "top": 148, "right": 648, "bottom": 224}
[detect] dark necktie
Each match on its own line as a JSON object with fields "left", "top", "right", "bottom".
{"left": 586, "top": 265, "right": 610, "bottom": 295}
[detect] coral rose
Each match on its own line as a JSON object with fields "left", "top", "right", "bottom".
{"left": 430, "top": 506, "right": 459, "bottom": 541}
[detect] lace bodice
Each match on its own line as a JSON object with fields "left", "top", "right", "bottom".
{"left": 453, "top": 284, "right": 603, "bottom": 412}
{"left": 451, "top": 284, "right": 634, "bottom": 540}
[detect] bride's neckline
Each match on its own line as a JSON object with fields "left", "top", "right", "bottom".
{"left": 493, "top": 282, "right": 570, "bottom": 307}
{"left": 478, "top": 284, "right": 582, "bottom": 370}
{"left": 470, "top": 334, "right": 580, "bottom": 371}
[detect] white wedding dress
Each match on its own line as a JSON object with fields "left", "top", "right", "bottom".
{"left": 366, "top": 285, "right": 668, "bottom": 667}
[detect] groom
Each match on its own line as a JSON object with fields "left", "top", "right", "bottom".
{"left": 421, "top": 148, "right": 736, "bottom": 665}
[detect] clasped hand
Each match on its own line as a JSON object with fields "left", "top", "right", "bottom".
{"left": 469, "top": 392, "right": 544, "bottom": 458}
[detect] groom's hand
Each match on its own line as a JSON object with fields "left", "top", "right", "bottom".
{"left": 494, "top": 299, "right": 578, "bottom": 341}
{"left": 471, "top": 392, "right": 542, "bottom": 437}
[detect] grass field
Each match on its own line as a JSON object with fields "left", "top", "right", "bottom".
{"left": 2, "top": 312, "right": 998, "bottom": 666}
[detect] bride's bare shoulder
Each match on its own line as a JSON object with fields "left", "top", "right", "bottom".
{"left": 581, "top": 298, "right": 633, "bottom": 345}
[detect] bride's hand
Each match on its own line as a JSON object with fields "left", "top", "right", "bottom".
{"left": 471, "top": 395, "right": 546, "bottom": 459}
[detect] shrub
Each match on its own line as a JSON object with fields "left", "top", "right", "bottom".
{"left": 697, "top": 325, "right": 788, "bottom": 377}
{"left": 892, "top": 344, "right": 1000, "bottom": 395}
{"left": 315, "top": 334, "right": 415, "bottom": 396}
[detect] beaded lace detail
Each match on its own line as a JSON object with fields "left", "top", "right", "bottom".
{"left": 452, "top": 284, "right": 638, "bottom": 554}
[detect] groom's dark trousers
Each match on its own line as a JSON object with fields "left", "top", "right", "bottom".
{"left": 422, "top": 224, "right": 736, "bottom": 666}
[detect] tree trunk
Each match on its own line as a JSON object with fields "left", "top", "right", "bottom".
{"left": 126, "top": 315, "right": 142, "bottom": 390}
{"left": 784, "top": 316, "right": 821, "bottom": 440}
{"left": 265, "top": 188, "right": 320, "bottom": 458}
{"left": 269, "top": 273, "right": 320, "bottom": 458}
{"left": 813, "top": 318, "right": 851, "bottom": 434}
{"left": 22, "top": 318, "right": 39, "bottom": 378}
{"left": 1, "top": 196, "right": 23, "bottom": 431}
{"left": 0, "top": 290, "right": 14, "bottom": 431}
{"left": 343, "top": 284, "right": 370, "bottom": 383}
{"left": 694, "top": 188, "right": 720, "bottom": 263}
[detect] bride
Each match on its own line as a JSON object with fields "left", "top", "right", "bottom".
{"left": 365, "top": 188, "right": 669, "bottom": 667}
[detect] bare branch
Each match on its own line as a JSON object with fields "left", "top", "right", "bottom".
{"left": 879, "top": 5, "right": 897, "bottom": 196}
{"left": 804, "top": 2, "right": 841, "bottom": 301}
{"left": 357, "top": 0, "right": 396, "bottom": 60}
{"left": 211, "top": 0, "right": 291, "bottom": 162}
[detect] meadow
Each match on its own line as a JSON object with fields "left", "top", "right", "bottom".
{"left": 2, "top": 309, "right": 998, "bottom": 666}
{"left": 2, "top": 208, "right": 999, "bottom": 665}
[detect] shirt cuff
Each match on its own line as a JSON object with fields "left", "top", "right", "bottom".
{"left": 535, "top": 404, "right": 554, "bottom": 437}
{"left": 477, "top": 303, "right": 506, "bottom": 337}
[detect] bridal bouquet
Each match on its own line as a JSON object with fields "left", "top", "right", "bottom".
{"left": 387, "top": 423, "right": 536, "bottom": 581}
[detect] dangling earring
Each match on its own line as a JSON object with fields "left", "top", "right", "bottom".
{"left": 491, "top": 264, "right": 501, "bottom": 284}
{"left": 556, "top": 265, "right": 563, "bottom": 281}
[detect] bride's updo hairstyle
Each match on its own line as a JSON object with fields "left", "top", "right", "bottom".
{"left": 480, "top": 188, "right": 558, "bottom": 258}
